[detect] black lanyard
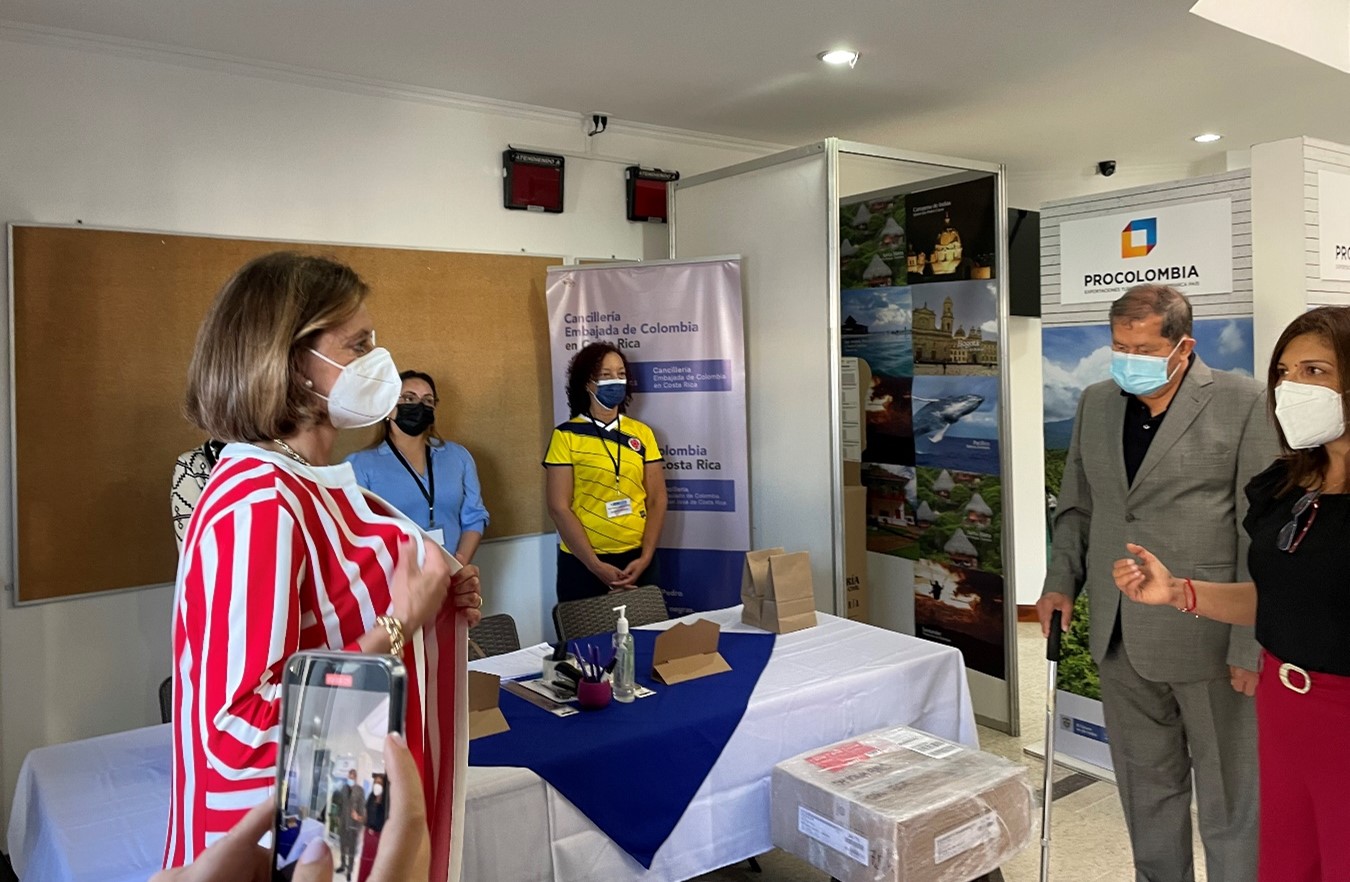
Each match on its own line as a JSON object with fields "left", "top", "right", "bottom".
{"left": 386, "top": 439, "right": 436, "bottom": 527}
{"left": 590, "top": 416, "right": 622, "bottom": 487}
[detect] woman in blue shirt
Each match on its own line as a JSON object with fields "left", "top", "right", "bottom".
{"left": 347, "top": 370, "right": 489, "bottom": 563}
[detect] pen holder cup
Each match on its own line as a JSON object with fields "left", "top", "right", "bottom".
{"left": 576, "top": 679, "right": 612, "bottom": 711}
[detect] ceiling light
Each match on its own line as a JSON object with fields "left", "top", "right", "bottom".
{"left": 818, "top": 49, "right": 860, "bottom": 68}
{"left": 1193, "top": 133, "right": 1223, "bottom": 143}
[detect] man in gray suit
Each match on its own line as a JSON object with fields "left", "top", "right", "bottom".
{"left": 1039, "top": 285, "right": 1276, "bottom": 882}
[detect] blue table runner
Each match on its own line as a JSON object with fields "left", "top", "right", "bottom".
{"left": 468, "top": 629, "right": 776, "bottom": 869}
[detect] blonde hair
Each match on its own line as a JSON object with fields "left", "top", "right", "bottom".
{"left": 184, "top": 252, "right": 368, "bottom": 441}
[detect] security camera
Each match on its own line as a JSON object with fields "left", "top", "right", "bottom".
{"left": 1097, "top": 160, "right": 1117, "bottom": 177}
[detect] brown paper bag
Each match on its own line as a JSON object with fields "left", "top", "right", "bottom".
{"left": 740, "top": 547, "right": 784, "bottom": 628}
{"left": 762, "top": 551, "right": 818, "bottom": 634}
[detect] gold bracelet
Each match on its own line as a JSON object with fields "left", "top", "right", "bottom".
{"left": 375, "top": 615, "right": 406, "bottom": 656}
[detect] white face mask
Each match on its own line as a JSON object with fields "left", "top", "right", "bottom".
{"left": 1275, "top": 381, "right": 1346, "bottom": 450}
{"left": 372, "top": 784, "right": 383, "bottom": 797}
{"left": 308, "top": 346, "right": 402, "bottom": 429}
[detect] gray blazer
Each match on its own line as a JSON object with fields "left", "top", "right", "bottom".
{"left": 1043, "top": 357, "right": 1278, "bottom": 680}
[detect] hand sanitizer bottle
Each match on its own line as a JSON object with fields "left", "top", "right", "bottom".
{"left": 612, "top": 604, "right": 636, "bottom": 703}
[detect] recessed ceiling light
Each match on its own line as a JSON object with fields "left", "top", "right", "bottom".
{"left": 1193, "top": 133, "right": 1223, "bottom": 143}
{"left": 818, "top": 49, "right": 860, "bottom": 68}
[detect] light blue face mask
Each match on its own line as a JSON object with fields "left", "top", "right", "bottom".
{"left": 1110, "top": 338, "right": 1185, "bottom": 396}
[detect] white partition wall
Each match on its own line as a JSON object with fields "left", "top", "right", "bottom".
{"left": 671, "top": 145, "right": 840, "bottom": 610}
{"left": 1251, "top": 136, "right": 1350, "bottom": 363}
{"left": 673, "top": 140, "right": 1019, "bottom": 732}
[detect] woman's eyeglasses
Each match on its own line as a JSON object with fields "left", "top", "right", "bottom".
{"left": 398, "top": 393, "right": 437, "bottom": 407}
{"left": 1277, "top": 490, "right": 1321, "bottom": 553}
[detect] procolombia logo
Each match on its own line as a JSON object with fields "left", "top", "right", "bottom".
{"left": 1081, "top": 216, "right": 1198, "bottom": 288}
{"left": 1084, "top": 266, "right": 1200, "bottom": 288}
{"left": 1121, "top": 217, "right": 1157, "bottom": 259}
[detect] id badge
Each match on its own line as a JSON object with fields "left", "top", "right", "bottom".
{"left": 604, "top": 498, "right": 633, "bottom": 519}
{"left": 427, "top": 528, "right": 446, "bottom": 547}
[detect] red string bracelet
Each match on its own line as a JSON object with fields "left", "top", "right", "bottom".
{"left": 1178, "top": 577, "right": 1198, "bottom": 616}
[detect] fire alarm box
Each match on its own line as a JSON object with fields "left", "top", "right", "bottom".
{"left": 503, "top": 148, "right": 565, "bottom": 213}
{"left": 625, "top": 166, "right": 680, "bottom": 223}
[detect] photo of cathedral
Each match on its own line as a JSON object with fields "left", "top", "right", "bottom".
{"left": 911, "top": 280, "right": 999, "bottom": 375}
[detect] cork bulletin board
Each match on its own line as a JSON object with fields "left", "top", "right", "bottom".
{"left": 9, "top": 225, "right": 559, "bottom": 602}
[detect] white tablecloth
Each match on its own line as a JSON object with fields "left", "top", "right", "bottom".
{"left": 6, "top": 606, "right": 976, "bottom": 882}
{"left": 7, "top": 724, "right": 172, "bottom": 882}
{"left": 466, "top": 607, "right": 976, "bottom": 881}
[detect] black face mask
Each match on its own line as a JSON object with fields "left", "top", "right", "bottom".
{"left": 393, "top": 402, "right": 435, "bottom": 436}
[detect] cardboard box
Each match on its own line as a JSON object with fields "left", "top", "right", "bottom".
{"left": 772, "top": 727, "right": 1033, "bottom": 882}
{"left": 467, "top": 671, "right": 510, "bottom": 740}
{"left": 843, "top": 485, "right": 869, "bottom": 623}
{"left": 652, "top": 618, "right": 732, "bottom": 685}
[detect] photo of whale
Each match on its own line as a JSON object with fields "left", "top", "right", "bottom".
{"left": 912, "top": 392, "right": 983, "bottom": 442}
{"left": 912, "top": 375, "right": 1000, "bottom": 474}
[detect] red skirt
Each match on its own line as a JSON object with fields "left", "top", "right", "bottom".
{"left": 355, "top": 827, "right": 380, "bottom": 882}
{"left": 1257, "top": 651, "right": 1350, "bottom": 881}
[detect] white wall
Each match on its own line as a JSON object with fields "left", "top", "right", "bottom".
{"left": 1250, "top": 138, "right": 1310, "bottom": 371}
{"left": 0, "top": 32, "right": 774, "bottom": 831}
{"left": 1009, "top": 162, "right": 1198, "bottom": 213}
{"left": 1006, "top": 316, "right": 1048, "bottom": 606}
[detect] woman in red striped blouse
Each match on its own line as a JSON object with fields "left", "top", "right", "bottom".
{"left": 164, "top": 253, "right": 483, "bottom": 874}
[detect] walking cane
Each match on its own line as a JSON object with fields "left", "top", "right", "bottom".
{"left": 1040, "top": 609, "right": 1063, "bottom": 882}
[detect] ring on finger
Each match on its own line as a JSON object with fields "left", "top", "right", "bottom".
{"left": 474, "top": 594, "right": 483, "bottom": 609}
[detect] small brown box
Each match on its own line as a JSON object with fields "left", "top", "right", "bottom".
{"left": 467, "top": 671, "right": 510, "bottom": 740}
{"left": 651, "top": 618, "right": 732, "bottom": 685}
{"left": 772, "top": 727, "right": 1033, "bottom": 882}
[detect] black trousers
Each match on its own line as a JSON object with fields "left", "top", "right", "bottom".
{"left": 555, "top": 547, "right": 661, "bottom": 603}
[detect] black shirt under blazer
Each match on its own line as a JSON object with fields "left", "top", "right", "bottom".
{"left": 1043, "top": 357, "right": 1280, "bottom": 680}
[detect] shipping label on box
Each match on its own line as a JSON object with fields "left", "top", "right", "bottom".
{"left": 933, "top": 812, "right": 999, "bottom": 865}
{"left": 799, "top": 807, "right": 871, "bottom": 867}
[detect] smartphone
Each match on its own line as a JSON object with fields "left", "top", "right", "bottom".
{"left": 273, "top": 651, "right": 406, "bottom": 881}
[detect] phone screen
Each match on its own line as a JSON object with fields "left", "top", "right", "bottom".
{"left": 274, "top": 652, "right": 405, "bottom": 881}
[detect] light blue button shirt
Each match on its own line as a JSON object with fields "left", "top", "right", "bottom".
{"left": 346, "top": 441, "right": 489, "bottom": 552}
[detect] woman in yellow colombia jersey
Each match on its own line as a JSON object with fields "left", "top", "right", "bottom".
{"left": 544, "top": 342, "right": 667, "bottom": 601}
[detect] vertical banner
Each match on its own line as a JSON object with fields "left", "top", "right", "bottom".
{"left": 546, "top": 260, "right": 749, "bottom": 614}
{"left": 842, "top": 177, "right": 1009, "bottom": 681}
{"left": 1042, "top": 316, "right": 1256, "bottom": 773}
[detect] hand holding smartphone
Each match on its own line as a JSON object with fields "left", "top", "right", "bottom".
{"left": 274, "top": 652, "right": 407, "bottom": 882}
{"left": 152, "top": 654, "right": 427, "bottom": 882}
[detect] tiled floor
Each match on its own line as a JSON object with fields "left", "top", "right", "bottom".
{"left": 694, "top": 623, "right": 1208, "bottom": 882}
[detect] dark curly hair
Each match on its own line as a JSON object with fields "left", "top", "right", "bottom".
{"left": 565, "top": 342, "right": 634, "bottom": 417}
